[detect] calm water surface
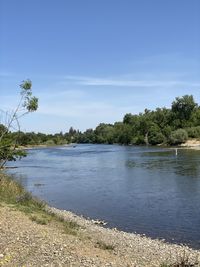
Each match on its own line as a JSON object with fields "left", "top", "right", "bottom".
{"left": 7, "top": 144, "right": 200, "bottom": 248}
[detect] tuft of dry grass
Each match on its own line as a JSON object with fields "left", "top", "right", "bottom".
{"left": 30, "top": 214, "right": 49, "bottom": 225}
{"left": 95, "top": 240, "right": 115, "bottom": 251}
{"left": 161, "top": 250, "right": 200, "bottom": 267}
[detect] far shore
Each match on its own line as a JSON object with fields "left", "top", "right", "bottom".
{"left": 17, "top": 143, "right": 72, "bottom": 150}
{"left": 179, "top": 139, "right": 200, "bottom": 149}
{"left": 17, "top": 138, "right": 200, "bottom": 151}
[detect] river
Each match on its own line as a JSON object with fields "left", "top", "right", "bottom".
{"left": 7, "top": 144, "right": 200, "bottom": 249}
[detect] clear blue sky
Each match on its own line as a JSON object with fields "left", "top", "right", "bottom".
{"left": 0, "top": 0, "right": 200, "bottom": 133}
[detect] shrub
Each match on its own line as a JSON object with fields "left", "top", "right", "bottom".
{"left": 186, "top": 126, "right": 200, "bottom": 138}
{"left": 132, "top": 135, "right": 145, "bottom": 145}
{"left": 169, "top": 129, "right": 188, "bottom": 145}
{"left": 44, "top": 139, "right": 55, "bottom": 146}
{"left": 149, "top": 132, "right": 166, "bottom": 145}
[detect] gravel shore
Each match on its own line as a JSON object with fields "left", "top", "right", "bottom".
{"left": 1, "top": 203, "right": 199, "bottom": 267}
{"left": 46, "top": 206, "right": 200, "bottom": 266}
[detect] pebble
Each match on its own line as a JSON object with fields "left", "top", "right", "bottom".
{"left": 1, "top": 203, "right": 200, "bottom": 267}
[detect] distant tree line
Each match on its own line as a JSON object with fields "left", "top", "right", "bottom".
{"left": 72, "top": 95, "right": 200, "bottom": 146}
{"left": 2, "top": 95, "right": 200, "bottom": 149}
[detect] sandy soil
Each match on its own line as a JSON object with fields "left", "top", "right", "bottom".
{"left": 180, "top": 139, "right": 200, "bottom": 148}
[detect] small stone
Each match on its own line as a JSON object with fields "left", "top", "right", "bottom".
{"left": 0, "top": 254, "right": 4, "bottom": 258}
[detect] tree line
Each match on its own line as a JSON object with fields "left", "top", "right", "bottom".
{"left": 70, "top": 94, "right": 200, "bottom": 146}
{"left": 2, "top": 94, "right": 200, "bottom": 151}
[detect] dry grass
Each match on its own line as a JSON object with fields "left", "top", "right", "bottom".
{"left": 0, "top": 173, "right": 24, "bottom": 202}
{"left": 0, "top": 172, "right": 80, "bottom": 235}
{"left": 161, "top": 250, "right": 200, "bottom": 267}
{"left": 95, "top": 240, "right": 115, "bottom": 251}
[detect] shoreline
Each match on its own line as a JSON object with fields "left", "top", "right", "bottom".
{"left": 1, "top": 173, "right": 200, "bottom": 266}
{"left": 47, "top": 205, "right": 199, "bottom": 250}
{"left": 1, "top": 202, "right": 199, "bottom": 267}
{"left": 17, "top": 139, "right": 200, "bottom": 151}
{"left": 0, "top": 203, "right": 200, "bottom": 267}
{"left": 46, "top": 205, "right": 200, "bottom": 251}
{"left": 44, "top": 205, "right": 200, "bottom": 266}
{"left": 17, "top": 144, "right": 69, "bottom": 150}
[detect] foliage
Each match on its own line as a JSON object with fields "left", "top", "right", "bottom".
{"left": 169, "top": 129, "right": 188, "bottom": 145}
{"left": 0, "top": 80, "right": 38, "bottom": 167}
{"left": 69, "top": 94, "right": 200, "bottom": 146}
{"left": 171, "top": 95, "right": 197, "bottom": 127}
{"left": 186, "top": 126, "right": 200, "bottom": 138}
{"left": 148, "top": 130, "right": 166, "bottom": 145}
{"left": 2, "top": 94, "right": 200, "bottom": 149}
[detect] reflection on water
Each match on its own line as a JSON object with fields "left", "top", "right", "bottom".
{"left": 127, "top": 149, "right": 200, "bottom": 178}
{"left": 6, "top": 144, "right": 200, "bottom": 249}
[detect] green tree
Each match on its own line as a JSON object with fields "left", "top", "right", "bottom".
{"left": 113, "top": 122, "right": 132, "bottom": 145}
{"left": 171, "top": 95, "right": 197, "bottom": 127}
{"left": 65, "top": 94, "right": 200, "bottom": 147}
{"left": 94, "top": 123, "right": 115, "bottom": 144}
{"left": 148, "top": 124, "right": 166, "bottom": 145}
{"left": 0, "top": 80, "right": 38, "bottom": 168}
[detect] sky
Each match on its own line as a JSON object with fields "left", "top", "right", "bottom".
{"left": 0, "top": 0, "right": 200, "bottom": 133}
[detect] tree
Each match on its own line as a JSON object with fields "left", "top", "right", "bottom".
{"left": 123, "top": 113, "right": 133, "bottom": 124}
{"left": 0, "top": 80, "right": 38, "bottom": 168}
{"left": 113, "top": 122, "right": 132, "bottom": 145}
{"left": 171, "top": 95, "right": 197, "bottom": 126}
{"left": 94, "top": 123, "right": 115, "bottom": 144}
{"left": 148, "top": 124, "right": 166, "bottom": 145}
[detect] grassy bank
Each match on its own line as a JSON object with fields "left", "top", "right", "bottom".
{"left": 0, "top": 173, "right": 79, "bottom": 235}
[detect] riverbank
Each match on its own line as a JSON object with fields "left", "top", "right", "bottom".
{"left": 18, "top": 138, "right": 200, "bottom": 150}
{"left": 17, "top": 143, "right": 69, "bottom": 150}
{"left": 180, "top": 139, "right": 200, "bottom": 149}
{"left": 0, "top": 174, "right": 200, "bottom": 266}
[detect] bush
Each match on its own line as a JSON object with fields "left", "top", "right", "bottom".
{"left": 186, "top": 126, "right": 200, "bottom": 138}
{"left": 169, "top": 129, "right": 188, "bottom": 145}
{"left": 44, "top": 139, "right": 55, "bottom": 146}
{"left": 132, "top": 135, "right": 145, "bottom": 145}
{"left": 149, "top": 132, "right": 166, "bottom": 145}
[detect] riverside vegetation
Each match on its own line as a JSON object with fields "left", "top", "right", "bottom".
{"left": 2, "top": 95, "right": 200, "bottom": 152}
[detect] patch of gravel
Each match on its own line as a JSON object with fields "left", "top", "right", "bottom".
{"left": 0, "top": 204, "right": 199, "bottom": 267}
{"left": 46, "top": 206, "right": 200, "bottom": 266}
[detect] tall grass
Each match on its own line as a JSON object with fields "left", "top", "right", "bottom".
{"left": 0, "top": 173, "right": 44, "bottom": 211}
{"left": 0, "top": 173, "right": 24, "bottom": 203}
{"left": 0, "top": 173, "right": 79, "bottom": 235}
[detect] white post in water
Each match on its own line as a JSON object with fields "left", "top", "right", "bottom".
{"left": 175, "top": 148, "right": 178, "bottom": 156}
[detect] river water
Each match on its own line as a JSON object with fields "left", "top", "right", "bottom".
{"left": 7, "top": 144, "right": 200, "bottom": 248}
